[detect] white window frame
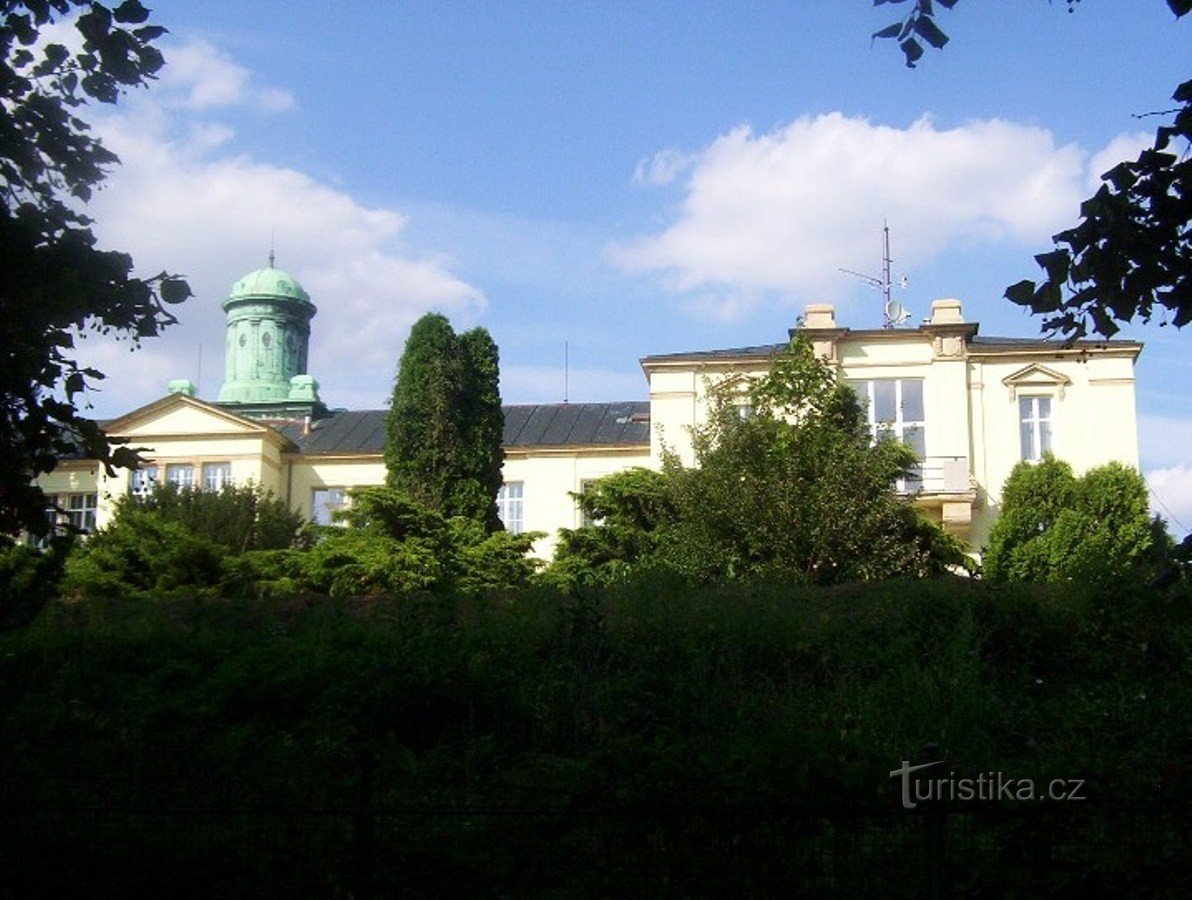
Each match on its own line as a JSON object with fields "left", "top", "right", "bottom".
{"left": 130, "top": 465, "right": 158, "bottom": 497}
{"left": 165, "top": 464, "right": 194, "bottom": 489}
{"left": 202, "top": 462, "right": 233, "bottom": 492}
{"left": 66, "top": 493, "right": 98, "bottom": 533}
{"left": 578, "top": 479, "right": 603, "bottom": 528}
{"left": 1019, "top": 395, "right": 1054, "bottom": 462}
{"left": 311, "top": 487, "right": 349, "bottom": 526}
{"left": 851, "top": 378, "right": 926, "bottom": 491}
{"left": 497, "top": 482, "right": 524, "bottom": 535}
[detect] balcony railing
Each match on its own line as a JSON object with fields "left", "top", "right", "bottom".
{"left": 899, "top": 456, "right": 972, "bottom": 496}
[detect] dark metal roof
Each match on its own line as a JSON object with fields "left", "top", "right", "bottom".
{"left": 503, "top": 402, "right": 650, "bottom": 447}
{"left": 271, "top": 402, "right": 651, "bottom": 455}
{"left": 968, "top": 335, "right": 1142, "bottom": 351}
{"left": 644, "top": 334, "right": 1141, "bottom": 363}
{"left": 642, "top": 343, "right": 788, "bottom": 363}
{"left": 271, "top": 411, "right": 387, "bottom": 455}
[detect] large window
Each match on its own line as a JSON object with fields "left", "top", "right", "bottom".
{"left": 311, "top": 487, "right": 348, "bottom": 526}
{"left": 578, "top": 479, "right": 602, "bottom": 527}
{"left": 203, "top": 462, "right": 233, "bottom": 492}
{"left": 1019, "top": 396, "right": 1053, "bottom": 462}
{"left": 130, "top": 465, "right": 158, "bottom": 497}
{"left": 165, "top": 464, "right": 194, "bottom": 489}
{"left": 497, "top": 482, "right": 524, "bottom": 534}
{"left": 850, "top": 378, "right": 926, "bottom": 490}
{"left": 66, "top": 493, "right": 98, "bottom": 533}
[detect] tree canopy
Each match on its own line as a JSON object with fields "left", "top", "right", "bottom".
{"left": 0, "top": 1, "right": 190, "bottom": 538}
{"left": 384, "top": 313, "right": 504, "bottom": 530}
{"left": 984, "top": 456, "right": 1163, "bottom": 583}
{"left": 873, "top": 0, "right": 1191, "bottom": 341}
{"left": 552, "top": 337, "right": 970, "bottom": 586}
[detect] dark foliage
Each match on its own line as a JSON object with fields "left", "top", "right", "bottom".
{"left": 0, "top": 1, "right": 190, "bottom": 537}
{"left": 384, "top": 314, "right": 504, "bottom": 529}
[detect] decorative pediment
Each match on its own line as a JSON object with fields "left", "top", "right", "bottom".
{"left": 103, "top": 393, "right": 287, "bottom": 444}
{"left": 1002, "top": 364, "right": 1072, "bottom": 400}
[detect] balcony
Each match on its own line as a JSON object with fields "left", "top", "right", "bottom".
{"left": 901, "top": 456, "right": 973, "bottom": 496}
{"left": 901, "top": 456, "right": 976, "bottom": 538}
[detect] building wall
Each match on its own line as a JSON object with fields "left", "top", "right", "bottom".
{"left": 501, "top": 445, "right": 652, "bottom": 558}
{"left": 32, "top": 301, "right": 1141, "bottom": 561}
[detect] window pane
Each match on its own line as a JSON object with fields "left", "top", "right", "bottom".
{"left": 1020, "top": 418, "right": 1036, "bottom": 461}
{"left": 1038, "top": 418, "right": 1052, "bottom": 456}
{"left": 166, "top": 464, "right": 194, "bottom": 488}
{"left": 904, "top": 426, "right": 926, "bottom": 459}
{"left": 131, "top": 466, "right": 158, "bottom": 496}
{"left": 901, "top": 380, "right": 924, "bottom": 423}
{"left": 873, "top": 381, "right": 897, "bottom": 423}
{"left": 1037, "top": 396, "right": 1052, "bottom": 419}
{"left": 312, "top": 487, "right": 348, "bottom": 525}
{"left": 498, "top": 482, "right": 524, "bottom": 535}
{"left": 67, "top": 494, "right": 97, "bottom": 533}
{"left": 203, "top": 462, "right": 232, "bottom": 492}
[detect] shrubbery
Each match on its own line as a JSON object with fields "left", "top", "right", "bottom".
{"left": 985, "top": 456, "right": 1166, "bottom": 583}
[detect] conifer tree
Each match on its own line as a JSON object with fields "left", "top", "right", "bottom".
{"left": 384, "top": 314, "right": 504, "bottom": 529}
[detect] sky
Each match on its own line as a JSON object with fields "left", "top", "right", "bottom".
{"left": 62, "top": 1, "right": 1191, "bottom": 531}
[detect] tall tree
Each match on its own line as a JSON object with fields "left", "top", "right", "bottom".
{"left": 384, "top": 313, "right": 504, "bottom": 529}
{"left": 0, "top": 1, "right": 190, "bottom": 538}
{"left": 873, "top": 0, "right": 1190, "bottom": 340}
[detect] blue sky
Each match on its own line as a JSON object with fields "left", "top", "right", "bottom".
{"left": 70, "top": 1, "right": 1191, "bottom": 528}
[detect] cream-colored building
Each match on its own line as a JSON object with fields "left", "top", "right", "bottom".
{"left": 37, "top": 265, "right": 1141, "bottom": 558}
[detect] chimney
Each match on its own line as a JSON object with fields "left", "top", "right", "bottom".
{"left": 928, "top": 299, "right": 965, "bottom": 325}
{"left": 802, "top": 304, "right": 837, "bottom": 329}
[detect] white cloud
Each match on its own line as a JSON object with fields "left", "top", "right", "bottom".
{"left": 69, "top": 37, "right": 484, "bottom": 418}
{"left": 158, "top": 39, "right": 296, "bottom": 112}
{"left": 1146, "top": 465, "right": 1192, "bottom": 537}
{"left": 613, "top": 113, "right": 1122, "bottom": 319}
{"left": 632, "top": 148, "right": 697, "bottom": 186}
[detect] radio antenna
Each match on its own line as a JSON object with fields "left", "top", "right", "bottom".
{"left": 839, "top": 220, "right": 910, "bottom": 328}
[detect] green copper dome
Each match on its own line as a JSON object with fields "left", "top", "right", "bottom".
{"left": 216, "top": 258, "right": 320, "bottom": 415}
{"left": 224, "top": 265, "right": 311, "bottom": 308}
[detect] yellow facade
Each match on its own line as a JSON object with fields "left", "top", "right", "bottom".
{"left": 35, "top": 299, "right": 1141, "bottom": 558}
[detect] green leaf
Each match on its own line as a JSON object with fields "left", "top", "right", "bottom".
{"left": 913, "top": 16, "right": 949, "bottom": 49}
{"left": 113, "top": 0, "right": 151, "bottom": 24}
{"left": 1005, "top": 280, "right": 1036, "bottom": 307}
{"left": 159, "top": 277, "right": 192, "bottom": 304}
{"left": 900, "top": 37, "right": 924, "bottom": 67}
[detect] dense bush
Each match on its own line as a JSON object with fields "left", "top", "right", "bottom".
{"left": 985, "top": 456, "right": 1164, "bottom": 582}
{"left": 1, "top": 576, "right": 1188, "bottom": 894}
{"left": 0, "top": 538, "right": 69, "bottom": 630}
{"left": 121, "top": 481, "right": 306, "bottom": 552}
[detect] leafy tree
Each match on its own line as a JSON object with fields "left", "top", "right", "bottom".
{"left": 384, "top": 314, "right": 504, "bottom": 528}
{"left": 0, "top": 1, "right": 191, "bottom": 538}
{"left": 659, "top": 338, "right": 969, "bottom": 583}
{"left": 550, "top": 467, "right": 677, "bottom": 585}
{"left": 985, "top": 456, "right": 1160, "bottom": 582}
{"left": 873, "top": 0, "right": 1191, "bottom": 340}
{"left": 550, "top": 337, "right": 970, "bottom": 586}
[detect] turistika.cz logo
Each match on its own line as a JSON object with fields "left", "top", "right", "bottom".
{"left": 890, "top": 760, "right": 1087, "bottom": 810}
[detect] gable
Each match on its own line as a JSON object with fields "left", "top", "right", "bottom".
{"left": 104, "top": 394, "right": 287, "bottom": 444}
{"left": 1001, "top": 363, "right": 1073, "bottom": 400}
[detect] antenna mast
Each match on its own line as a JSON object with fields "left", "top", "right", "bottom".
{"left": 839, "top": 219, "right": 908, "bottom": 328}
